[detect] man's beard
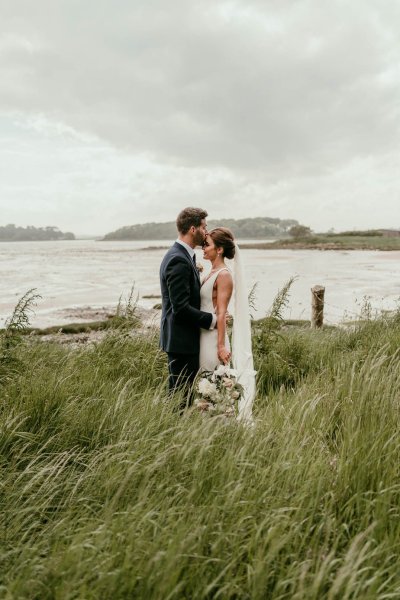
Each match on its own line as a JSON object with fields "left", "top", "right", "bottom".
{"left": 193, "top": 229, "right": 205, "bottom": 247}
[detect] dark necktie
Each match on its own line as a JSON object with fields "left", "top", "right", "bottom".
{"left": 192, "top": 253, "right": 196, "bottom": 266}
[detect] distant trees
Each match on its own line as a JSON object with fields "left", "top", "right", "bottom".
{"left": 0, "top": 224, "right": 75, "bottom": 241}
{"left": 103, "top": 217, "right": 300, "bottom": 241}
{"left": 288, "top": 225, "right": 312, "bottom": 239}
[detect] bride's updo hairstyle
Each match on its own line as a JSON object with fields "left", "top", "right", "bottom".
{"left": 208, "top": 227, "right": 236, "bottom": 259}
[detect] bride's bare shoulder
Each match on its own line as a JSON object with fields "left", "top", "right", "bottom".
{"left": 216, "top": 269, "right": 233, "bottom": 286}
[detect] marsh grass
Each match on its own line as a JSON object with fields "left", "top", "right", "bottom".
{"left": 1, "top": 309, "right": 400, "bottom": 598}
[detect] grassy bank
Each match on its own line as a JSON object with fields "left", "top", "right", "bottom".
{"left": 241, "top": 233, "right": 400, "bottom": 251}
{"left": 1, "top": 305, "right": 400, "bottom": 598}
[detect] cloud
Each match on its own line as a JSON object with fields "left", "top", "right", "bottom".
{"left": 0, "top": 0, "right": 399, "bottom": 232}
{"left": 2, "top": 1, "right": 400, "bottom": 173}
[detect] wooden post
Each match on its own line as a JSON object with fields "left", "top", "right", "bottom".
{"left": 311, "top": 285, "right": 325, "bottom": 328}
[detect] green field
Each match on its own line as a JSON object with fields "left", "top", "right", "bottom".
{"left": 1, "top": 297, "right": 400, "bottom": 598}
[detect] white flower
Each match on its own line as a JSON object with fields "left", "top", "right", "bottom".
{"left": 228, "top": 368, "right": 238, "bottom": 377}
{"left": 215, "top": 365, "right": 230, "bottom": 377}
{"left": 198, "top": 378, "right": 217, "bottom": 398}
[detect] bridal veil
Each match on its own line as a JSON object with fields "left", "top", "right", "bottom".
{"left": 231, "top": 243, "right": 256, "bottom": 424}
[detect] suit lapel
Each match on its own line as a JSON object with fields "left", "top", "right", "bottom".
{"left": 174, "top": 242, "right": 200, "bottom": 282}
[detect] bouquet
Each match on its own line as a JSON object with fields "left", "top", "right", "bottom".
{"left": 194, "top": 365, "right": 243, "bottom": 417}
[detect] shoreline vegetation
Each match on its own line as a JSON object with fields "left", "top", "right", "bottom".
{"left": 2, "top": 220, "right": 399, "bottom": 251}
{"left": 240, "top": 232, "right": 400, "bottom": 251}
{"left": 1, "top": 289, "right": 400, "bottom": 597}
{"left": 101, "top": 217, "right": 299, "bottom": 241}
{"left": 135, "top": 233, "right": 400, "bottom": 252}
{"left": 102, "top": 221, "right": 400, "bottom": 251}
{"left": 131, "top": 232, "right": 400, "bottom": 252}
{"left": 0, "top": 224, "right": 75, "bottom": 241}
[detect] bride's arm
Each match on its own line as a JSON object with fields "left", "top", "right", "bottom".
{"left": 215, "top": 271, "right": 233, "bottom": 364}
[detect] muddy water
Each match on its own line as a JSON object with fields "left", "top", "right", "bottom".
{"left": 1, "top": 240, "right": 399, "bottom": 327}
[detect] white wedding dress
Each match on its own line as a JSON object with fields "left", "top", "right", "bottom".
{"left": 199, "top": 268, "right": 231, "bottom": 372}
{"left": 199, "top": 249, "right": 256, "bottom": 424}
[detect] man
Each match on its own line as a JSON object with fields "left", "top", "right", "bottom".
{"left": 159, "top": 207, "right": 217, "bottom": 400}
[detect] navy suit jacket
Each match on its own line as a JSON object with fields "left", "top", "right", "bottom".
{"left": 159, "top": 242, "right": 213, "bottom": 355}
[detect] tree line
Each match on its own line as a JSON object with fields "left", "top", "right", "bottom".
{"left": 0, "top": 225, "right": 75, "bottom": 241}
{"left": 102, "top": 217, "right": 300, "bottom": 240}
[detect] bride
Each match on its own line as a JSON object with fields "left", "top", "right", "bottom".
{"left": 199, "top": 227, "right": 255, "bottom": 422}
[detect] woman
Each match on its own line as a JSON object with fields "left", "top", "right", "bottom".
{"left": 199, "top": 228, "right": 255, "bottom": 422}
{"left": 199, "top": 227, "right": 235, "bottom": 371}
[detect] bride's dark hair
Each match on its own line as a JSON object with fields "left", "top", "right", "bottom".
{"left": 208, "top": 227, "right": 236, "bottom": 259}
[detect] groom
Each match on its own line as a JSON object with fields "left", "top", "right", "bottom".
{"left": 159, "top": 207, "right": 217, "bottom": 399}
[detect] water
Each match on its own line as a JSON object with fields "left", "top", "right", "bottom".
{"left": 1, "top": 239, "right": 399, "bottom": 328}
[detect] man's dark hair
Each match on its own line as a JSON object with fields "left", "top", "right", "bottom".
{"left": 176, "top": 207, "right": 208, "bottom": 234}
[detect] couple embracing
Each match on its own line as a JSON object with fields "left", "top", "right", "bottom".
{"left": 160, "top": 207, "right": 255, "bottom": 422}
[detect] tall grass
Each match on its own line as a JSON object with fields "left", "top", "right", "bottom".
{"left": 1, "top": 309, "right": 400, "bottom": 598}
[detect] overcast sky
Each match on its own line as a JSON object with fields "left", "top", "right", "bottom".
{"left": 1, "top": 0, "right": 399, "bottom": 236}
